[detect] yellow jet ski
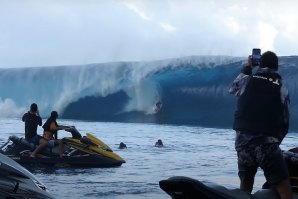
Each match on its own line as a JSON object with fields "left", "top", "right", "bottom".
{"left": 0, "top": 127, "right": 125, "bottom": 168}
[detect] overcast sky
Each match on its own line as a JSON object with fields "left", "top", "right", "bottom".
{"left": 1, "top": 0, "right": 298, "bottom": 68}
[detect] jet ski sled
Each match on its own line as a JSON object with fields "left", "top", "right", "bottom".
{"left": 159, "top": 149, "right": 298, "bottom": 199}
{"left": 159, "top": 176, "right": 288, "bottom": 199}
{"left": 0, "top": 153, "right": 54, "bottom": 199}
{"left": 283, "top": 149, "right": 298, "bottom": 194}
{"left": 0, "top": 127, "right": 125, "bottom": 168}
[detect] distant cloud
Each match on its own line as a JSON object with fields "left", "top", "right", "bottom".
{"left": 159, "top": 22, "right": 176, "bottom": 32}
{"left": 257, "top": 21, "right": 278, "bottom": 51}
{"left": 224, "top": 17, "right": 240, "bottom": 34}
{"left": 279, "top": 14, "right": 298, "bottom": 42}
{"left": 122, "top": 1, "right": 152, "bottom": 21}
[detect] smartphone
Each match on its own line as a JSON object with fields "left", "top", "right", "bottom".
{"left": 252, "top": 48, "right": 261, "bottom": 66}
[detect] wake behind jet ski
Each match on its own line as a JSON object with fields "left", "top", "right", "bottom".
{"left": 0, "top": 127, "right": 125, "bottom": 168}
{"left": 0, "top": 153, "right": 54, "bottom": 199}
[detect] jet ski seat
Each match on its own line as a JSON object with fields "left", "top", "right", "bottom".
{"left": 159, "top": 176, "right": 280, "bottom": 199}
{"left": 8, "top": 135, "right": 67, "bottom": 156}
{"left": 9, "top": 135, "right": 35, "bottom": 149}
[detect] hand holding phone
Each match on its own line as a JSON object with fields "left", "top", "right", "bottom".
{"left": 247, "top": 55, "right": 253, "bottom": 67}
{"left": 252, "top": 48, "right": 261, "bottom": 66}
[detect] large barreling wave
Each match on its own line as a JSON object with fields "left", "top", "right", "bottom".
{"left": 0, "top": 55, "right": 297, "bottom": 130}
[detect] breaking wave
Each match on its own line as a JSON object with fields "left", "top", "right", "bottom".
{"left": 0, "top": 56, "right": 297, "bottom": 130}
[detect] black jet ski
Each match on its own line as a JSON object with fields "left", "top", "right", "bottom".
{"left": 159, "top": 176, "right": 289, "bottom": 199}
{"left": 159, "top": 149, "right": 298, "bottom": 199}
{"left": 0, "top": 153, "right": 54, "bottom": 199}
{"left": 0, "top": 127, "right": 125, "bottom": 168}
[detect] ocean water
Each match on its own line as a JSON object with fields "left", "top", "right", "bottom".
{"left": 0, "top": 118, "right": 297, "bottom": 199}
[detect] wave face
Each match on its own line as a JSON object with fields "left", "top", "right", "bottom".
{"left": 0, "top": 56, "right": 297, "bottom": 130}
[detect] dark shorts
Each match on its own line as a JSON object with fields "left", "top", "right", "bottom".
{"left": 28, "top": 135, "right": 43, "bottom": 145}
{"left": 237, "top": 143, "right": 289, "bottom": 185}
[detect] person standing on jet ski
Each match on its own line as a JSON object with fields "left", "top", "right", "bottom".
{"left": 30, "top": 111, "right": 68, "bottom": 157}
{"left": 22, "top": 103, "right": 47, "bottom": 146}
{"left": 229, "top": 51, "right": 292, "bottom": 199}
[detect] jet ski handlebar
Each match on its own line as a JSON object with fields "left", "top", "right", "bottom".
{"left": 64, "top": 126, "right": 82, "bottom": 139}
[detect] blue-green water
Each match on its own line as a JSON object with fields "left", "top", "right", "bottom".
{"left": 0, "top": 118, "right": 297, "bottom": 198}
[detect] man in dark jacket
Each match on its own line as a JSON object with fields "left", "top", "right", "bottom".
{"left": 22, "top": 103, "right": 44, "bottom": 145}
{"left": 229, "top": 51, "right": 292, "bottom": 199}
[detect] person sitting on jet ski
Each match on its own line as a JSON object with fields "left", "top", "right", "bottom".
{"left": 30, "top": 111, "right": 69, "bottom": 158}
{"left": 22, "top": 103, "right": 48, "bottom": 147}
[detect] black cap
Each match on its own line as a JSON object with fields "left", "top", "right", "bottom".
{"left": 30, "top": 103, "right": 38, "bottom": 112}
{"left": 51, "top": 111, "right": 58, "bottom": 118}
{"left": 259, "top": 51, "right": 278, "bottom": 70}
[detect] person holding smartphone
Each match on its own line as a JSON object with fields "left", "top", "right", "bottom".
{"left": 229, "top": 51, "right": 292, "bottom": 199}
{"left": 22, "top": 103, "right": 45, "bottom": 145}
